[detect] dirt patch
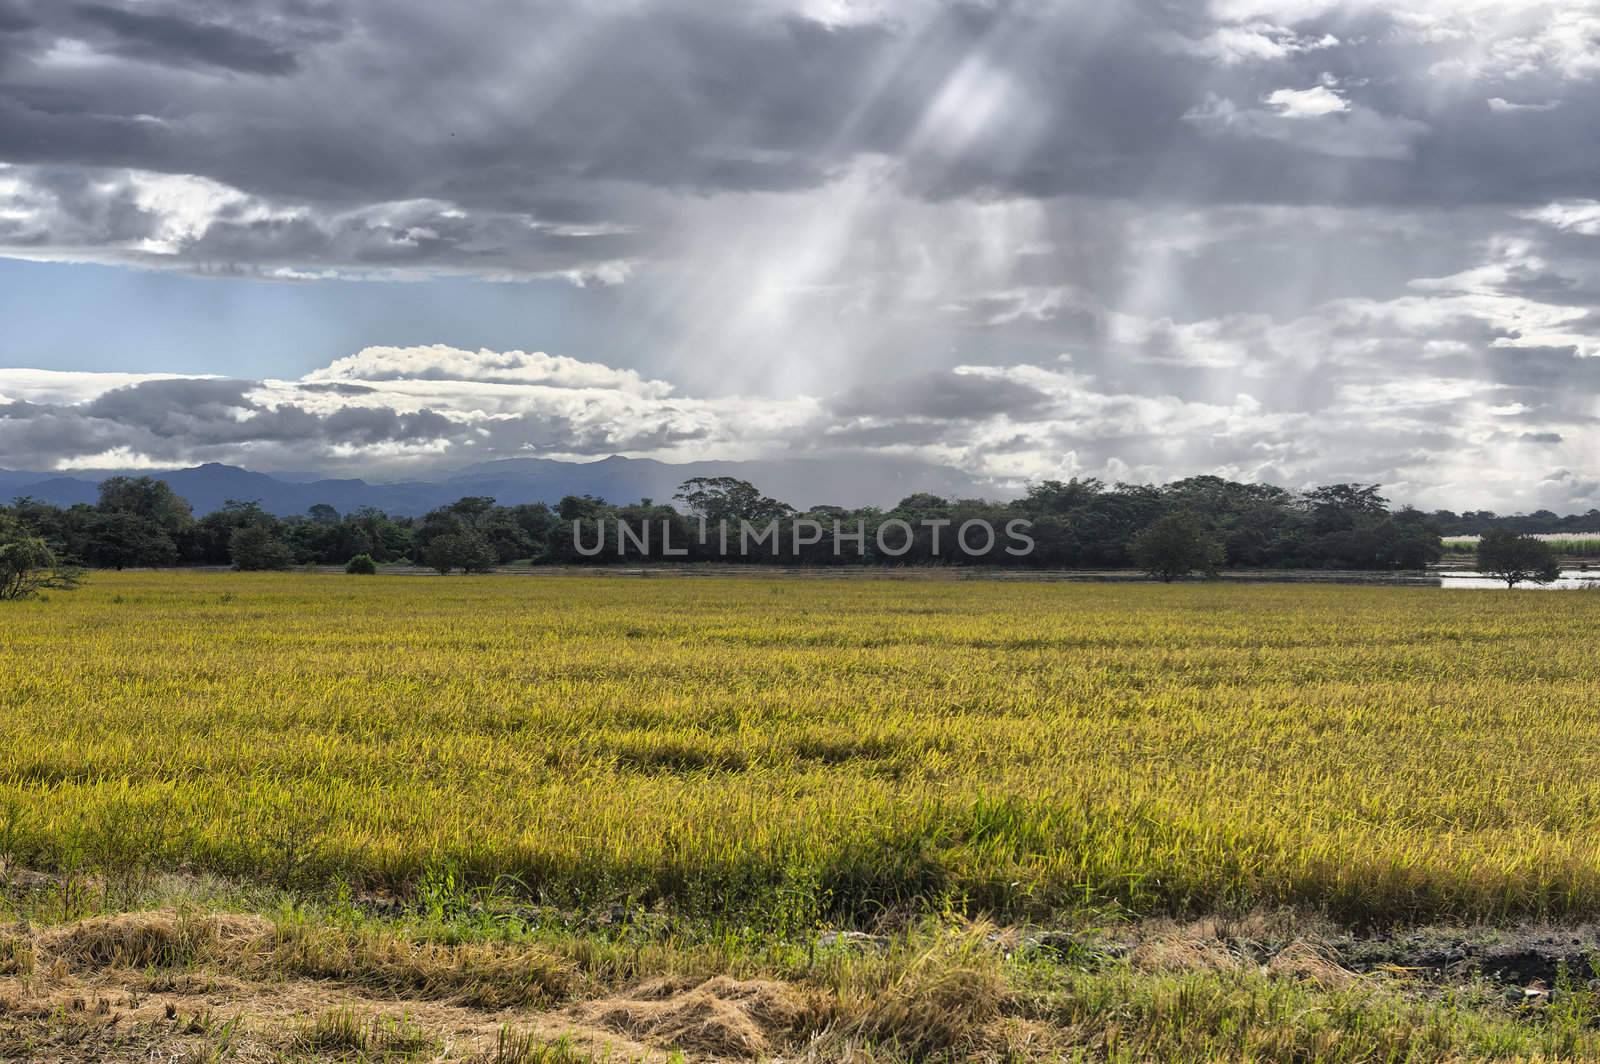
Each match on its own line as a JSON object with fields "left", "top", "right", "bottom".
{"left": 576, "top": 976, "right": 819, "bottom": 1059}
{"left": 1055, "top": 911, "right": 1600, "bottom": 991}
{"left": 0, "top": 912, "right": 676, "bottom": 1062}
{"left": 1328, "top": 923, "right": 1600, "bottom": 986}
{"left": 1, "top": 966, "right": 672, "bottom": 1063}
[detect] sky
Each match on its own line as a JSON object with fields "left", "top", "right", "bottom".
{"left": 1, "top": 0, "right": 1598, "bottom": 512}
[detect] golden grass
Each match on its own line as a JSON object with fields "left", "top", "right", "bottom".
{"left": 578, "top": 975, "right": 818, "bottom": 1058}
{"left": 3, "top": 572, "right": 1600, "bottom": 924}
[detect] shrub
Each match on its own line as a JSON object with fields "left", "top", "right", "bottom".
{"left": 345, "top": 553, "right": 379, "bottom": 575}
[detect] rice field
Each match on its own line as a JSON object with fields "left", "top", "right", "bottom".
{"left": 3, "top": 571, "right": 1600, "bottom": 927}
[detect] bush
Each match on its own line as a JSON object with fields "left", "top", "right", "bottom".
{"left": 345, "top": 553, "right": 378, "bottom": 575}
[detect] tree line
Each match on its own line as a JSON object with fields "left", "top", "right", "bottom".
{"left": 1, "top": 472, "right": 1586, "bottom": 596}
{"left": 0, "top": 471, "right": 1452, "bottom": 570}
{"left": 1431, "top": 507, "right": 1600, "bottom": 537}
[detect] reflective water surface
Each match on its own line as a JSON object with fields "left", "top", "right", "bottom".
{"left": 1438, "top": 569, "right": 1600, "bottom": 590}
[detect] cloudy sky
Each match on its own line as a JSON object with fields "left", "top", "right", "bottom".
{"left": 2, "top": 0, "right": 1599, "bottom": 511}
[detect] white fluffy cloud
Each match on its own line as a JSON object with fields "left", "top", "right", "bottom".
{"left": 1265, "top": 85, "right": 1349, "bottom": 118}
{"left": 1518, "top": 200, "right": 1600, "bottom": 235}
{"left": 306, "top": 345, "right": 674, "bottom": 397}
{"left": 4, "top": 255, "right": 1597, "bottom": 513}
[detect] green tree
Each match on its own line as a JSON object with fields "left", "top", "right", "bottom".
{"left": 476, "top": 507, "right": 535, "bottom": 563}
{"left": 0, "top": 517, "right": 82, "bottom": 600}
{"left": 446, "top": 496, "right": 497, "bottom": 522}
{"left": 1021, "top": 477, "right": 1105, "bottom": 515}
{"left": 347, "top": 507, "right": 411, "bottom": 562}
{"left": 507, "top": 503, "right": 559, "bottom": 562}
{"left": 557, "top": 494, "right": 609, "bottom": 523}
{"left": 230, "top": 524, "right": 292, "bottom": 571}
{"left": 424, "top": 531, "right": 495, "bottom": 574}
{"left": 1378, "top": 508, "right": 1444, "bottom": 570}
{"left": 1302, "top": 483, "right": 1388, "bottom": 534}
{"left": 86, "top": 476, "right": 190, "bottom": 566}
{"left": 674, "top": 477, "right": 791, "bottom": 524}
{"left": 1476, "top": 529, "right": 1561, "bottom": 588}
{"left": 190, "top": 499, "right": 276, "bottom": 564}
{"left": 96, "top": 476, "right": 193, "bottom": 534}
{"left": 344, "top": 553, "right": 378, "bottom": 575}
{"left": 81, "top": 511, "right": 179, "bottom": 569}
{"left": 1130, "top": 510, "right": 1225, "bottom": 583}
{"left": 412, "top": 504, "right": 471, "bottom": 559}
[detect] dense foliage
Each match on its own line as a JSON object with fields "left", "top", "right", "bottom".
{"left": 1129, "top": 510, "right": 1225, "bottom": 582}
{"left": 0, "top": 472, "right": 1468, "bottom": 572}
{"left": 0, "top": 514, "right": 81, "bottom": 600}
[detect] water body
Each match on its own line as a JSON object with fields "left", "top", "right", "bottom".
{"left": 1437, "top": 569, "right": 1600, "bottom": 590}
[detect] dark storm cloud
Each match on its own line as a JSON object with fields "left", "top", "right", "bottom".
{"left": 72, "top": 4, "right": 300, "bottom": 75}
{"left": 83, "top": 378, "right": 262, "bottom": 436}
{"left": 322, "top": 406, "right": 458, "bottom": 444}
{"left": 0, "top": 376, "right": 472, "bottom": 468}
{"left": 829, "top": 371, "right": 1053, "bottom": 421}
{"left": 4, "top": 0, "right": 1600, "bottom": 225}
{"left": 4, "top": 0, "right": 1600, "bottom": 287}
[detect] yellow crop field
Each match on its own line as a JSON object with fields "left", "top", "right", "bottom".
{"left": 4, "top": 571, "right": 1599, "bottom": 928}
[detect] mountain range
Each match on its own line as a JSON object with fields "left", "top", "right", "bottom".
{"left": 0, "top": 456, "right": 1007, "bottom": 517}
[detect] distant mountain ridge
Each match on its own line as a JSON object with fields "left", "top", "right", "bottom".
{"left": 0, "top": 456, "right": 1006, "bottom": 517}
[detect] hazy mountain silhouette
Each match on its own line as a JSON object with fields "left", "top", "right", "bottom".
{"left": 0, "top": 456, "right": 1004, "bottom": 517}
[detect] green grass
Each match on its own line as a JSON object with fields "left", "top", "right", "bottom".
{"left": 291, "top": 1009, "right": 437, "bottom": 1060}
{"left": 1443, "top": 533, "right": 1600, "bottom": 556}
{"left": 3, "top": 572, "right": 1600, "bottom": 928}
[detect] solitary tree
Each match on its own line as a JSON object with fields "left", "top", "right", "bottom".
{"left": 1130, "top": 510, "right": 1225, "bottom": 583}
{"left": 1476, "top": 529, "right": 1561, "bottom": 588}
{"left": 0, "top": 519, "right": 82, "bottom": 600}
